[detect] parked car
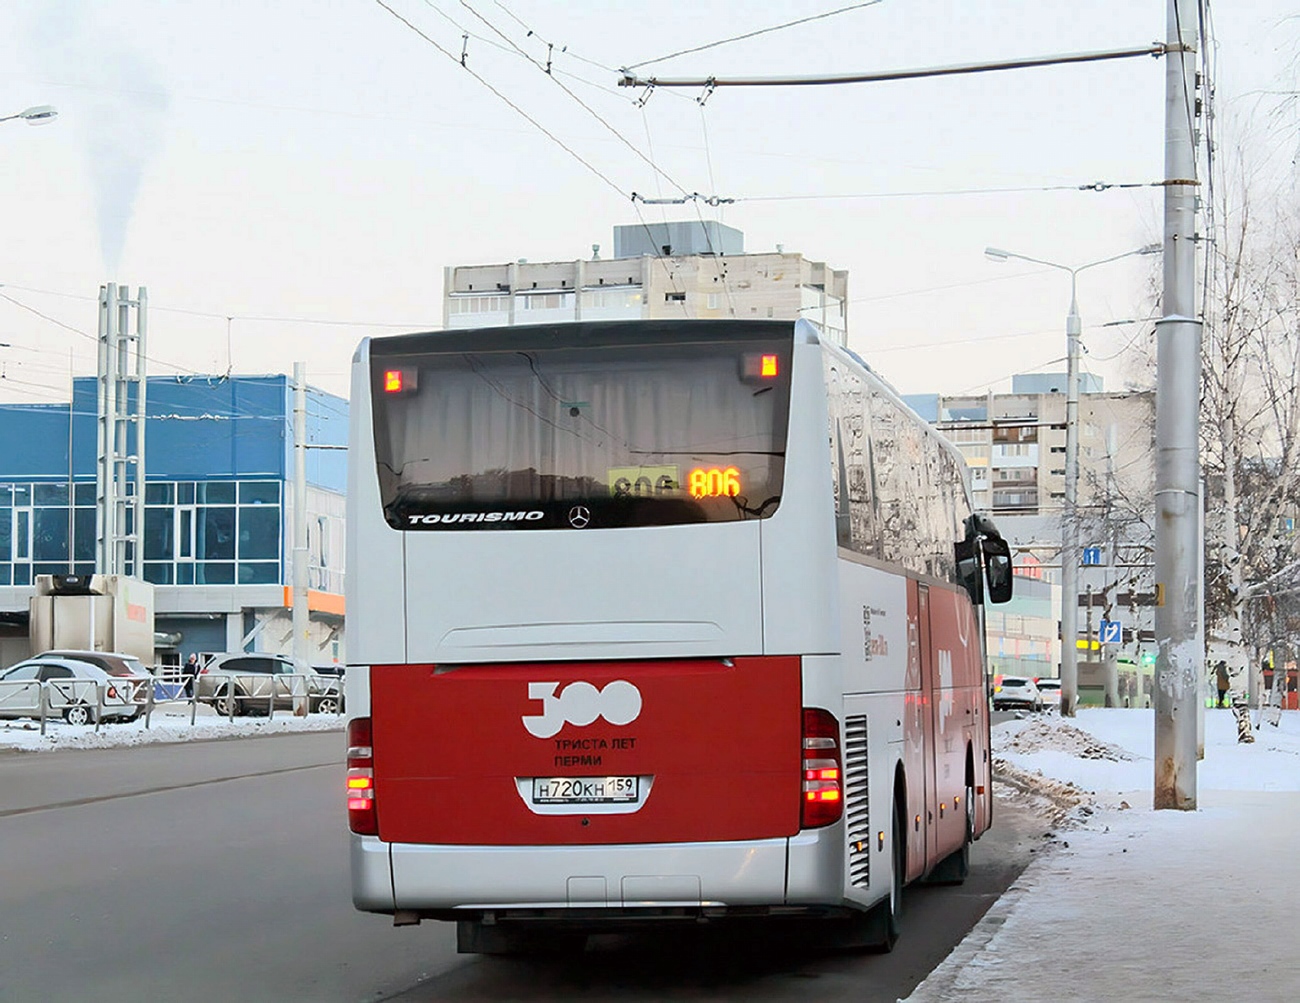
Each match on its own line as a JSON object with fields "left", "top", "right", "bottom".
{"left": 0, "top": 657, "right": 146, "bottom": 725}
{"left": 194, "top": 653, "right": 343, "bottom": 716}
{"left": 33, "top": 650, "right": 166, "bottom": 712}
{"left": 1036, "top": 678, "right": 1062, "bottom": 709}
{"left": 992, "top": 675, "right": 1044, "bottom": 712}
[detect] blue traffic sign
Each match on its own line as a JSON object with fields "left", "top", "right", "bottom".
{"left": 1099, "top": 619, "right": 1122, "bottom": 644}
{"left": 1082, "top": 547, "right": 1103, "bottom": 566}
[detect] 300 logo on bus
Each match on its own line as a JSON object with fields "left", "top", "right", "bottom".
{"left": 522, "top": 680, "right": 642, "bottom": 739}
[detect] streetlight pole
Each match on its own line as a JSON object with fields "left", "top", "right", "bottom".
{"left": 985, "top": 245, "right": 1160, "bottom": 716}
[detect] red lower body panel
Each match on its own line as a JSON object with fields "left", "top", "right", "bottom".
{"left": 370, "top": 656, "right": 802, "bottom": 846}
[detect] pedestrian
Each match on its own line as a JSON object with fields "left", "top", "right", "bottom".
{"left": 1215, "top": 660, "right": 1230, "bottom": 708}
{"left": 184, "top": 653, "right": 200, "bottom": 698}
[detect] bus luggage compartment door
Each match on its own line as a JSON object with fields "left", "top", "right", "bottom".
{"left": 369, "top": 656, "right": 802, "bottom": 846}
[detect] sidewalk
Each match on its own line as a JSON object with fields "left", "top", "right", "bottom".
{"left": 906, "top": 711, "right": 1300, "bottom": 1003}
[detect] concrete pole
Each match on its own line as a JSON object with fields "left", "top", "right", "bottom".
{"left": 292, "top": 363, "right": 310, "bottom": 711}
{"left": 1153, "top": 0, "right": 1201, "bottom": 810}
{"left": 1060, "top": 280, "right": 1082, "bottom": 716}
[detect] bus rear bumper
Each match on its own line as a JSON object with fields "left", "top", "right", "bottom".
{"left": 352, "top": 827, "right": 848, "bottom": 916}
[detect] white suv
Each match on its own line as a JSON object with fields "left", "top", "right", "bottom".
{"left": 992, "top": 675, "right": 1044, "bottom": 712}
{"left": 195, "top": 653, "right": 342, "bottom": 716}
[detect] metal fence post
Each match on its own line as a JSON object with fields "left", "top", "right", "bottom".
{"left": 145, "top": 677, "right": 154, "bottom": 730}
{"left": 39, "top": 680, "right": 47, "bottom": 737}
{"left": 95, "top": 681, "right": 104, "bottom": 733}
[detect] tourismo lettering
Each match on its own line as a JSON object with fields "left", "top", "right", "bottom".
{"left": 406, "top": 511, "right": 544, "bottom": 526}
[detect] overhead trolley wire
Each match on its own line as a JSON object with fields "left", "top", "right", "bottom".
{"left": 374, "top": 0, "right": 630, "bottom": 200}
{"left": 623, "top": 1, "right": 885, "bottom": 71}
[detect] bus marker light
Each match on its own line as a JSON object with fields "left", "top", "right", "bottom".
{"left": 383, "top": 369, "right": 417, "bottom": 394}
{"left": 741, "top": 352, "right": 782, "bottom": 382}
{"left": 877, "top": 831, "right": 885, "bottom": 851}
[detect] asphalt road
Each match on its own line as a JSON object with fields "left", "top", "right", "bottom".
{"left": 0, "top": 732, "right": 1045, "bottom": 1003}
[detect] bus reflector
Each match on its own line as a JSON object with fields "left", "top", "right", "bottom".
{"left": 347, "top": 717, "right": 377, "bottom": 835}
{"left": 801, "top": 708, "right": 843, "bottom": 828}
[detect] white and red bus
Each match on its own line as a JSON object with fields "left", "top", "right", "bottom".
{"left": 345, "top": 319, "right": 1012, "bottom": 953}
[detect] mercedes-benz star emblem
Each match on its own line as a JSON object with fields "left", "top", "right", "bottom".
{"left": 568, "top": 505, "right": 591, "bottom": 529}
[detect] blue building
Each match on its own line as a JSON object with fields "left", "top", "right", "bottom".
{"left": 0, "top": 375, "right": 347, "bottom": 668}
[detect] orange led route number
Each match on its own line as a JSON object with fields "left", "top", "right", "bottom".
{"left": 605, "top": 464, "right": 742, "bottom": 500}
{"left": 688, "top": 466, "right": 741, "bottom": 499}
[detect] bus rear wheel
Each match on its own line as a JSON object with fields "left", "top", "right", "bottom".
{"left": 929, "top": 781, "right": 975, "bottom": 885}
{"left": 850, "top": 803, "right": 904, "bottom": 952}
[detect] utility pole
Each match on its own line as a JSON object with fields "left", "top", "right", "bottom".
{"left": 1153, "top": 0, "right": 1201, "bottom": 810}
{"left": 292, "top": 363, "right": 310, "bottom": 711}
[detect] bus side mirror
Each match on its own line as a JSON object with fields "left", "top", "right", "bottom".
{"left": 955, "top": 538, "right": 983, "bottom": 605}
{"left": 982, "top": 536, "right": 1013, "bottom": 604}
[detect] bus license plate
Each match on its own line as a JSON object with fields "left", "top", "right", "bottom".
{"left": 532, "top": 776, "right": 639, "bottom": 805}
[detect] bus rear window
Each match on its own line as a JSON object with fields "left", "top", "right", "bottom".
{"left": 371, "top": 322, "right": 793, "bottom": 530}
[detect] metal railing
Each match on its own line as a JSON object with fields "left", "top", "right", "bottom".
{"left": 0, "top": 673, "right": 345, "bottom": 736}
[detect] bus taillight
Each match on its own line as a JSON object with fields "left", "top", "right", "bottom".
{"left": 347, "top": 717, "right": 377, "bottom": 835}
{"left": 801, "top": 707, "right": 843, "bottom": 828}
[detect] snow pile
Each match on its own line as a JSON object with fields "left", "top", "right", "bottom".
{"left": 0, "top": 705, "right": 343, "bottom": 752}
{"left": 993, "top": 717, "right": 1135, "bottom": 761}
{"left": 991, "top": 757, "right": 1094, "bottom": 827}
{"left": 995, "top": 707, "right": 1300, "bottom": 796}
{"left": 990, "top": 709, "right": 1300, "bottom": 827}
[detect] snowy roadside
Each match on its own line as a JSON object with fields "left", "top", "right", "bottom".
{"left": 906, "top": 709, "right": 1300, "bottom": 1002}
{"left": 0, "top": 704, "right": 344, "bottom": 753}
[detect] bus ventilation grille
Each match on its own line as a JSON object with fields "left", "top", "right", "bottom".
{"left": 844, "top": 714, "right": 870, "bottom": 887}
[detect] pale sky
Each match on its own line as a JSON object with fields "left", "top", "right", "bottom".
{"left": 1, "top": 1, "right": 1294, "bottom": 404}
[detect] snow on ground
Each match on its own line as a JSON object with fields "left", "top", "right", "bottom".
{"left": 908, "top": 708, "right": 1300, "bottom": 1001}
{"left": 994, "top": 706, "right": 1300, "bottom": 798}
{"left": 0, "top": 703, "right": 343, "bottom": 752}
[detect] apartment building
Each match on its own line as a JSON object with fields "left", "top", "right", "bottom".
{"left": 442, "top": 221, "right": 849, "bottom": 345}
{"left": 905, "top": 374, "right": 1154, "bottom": 520}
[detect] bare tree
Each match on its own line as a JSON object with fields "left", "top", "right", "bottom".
{"left": 1201, "top": 146, "right": 1300, "bottom": 698}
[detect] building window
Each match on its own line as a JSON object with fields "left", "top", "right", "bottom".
{"left": 139, "top": 479, "right": 285, "bottom": 586}
{"left": 201, "top": 507, "right": 236, "bottom": 560}
{"left": 240, "top": 481, "right": 280, "bottom": 505}
{"left": 238, "top": 507, "right": 279, "bottom": 560}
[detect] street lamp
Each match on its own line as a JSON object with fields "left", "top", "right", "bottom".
{"left": 0, "top": 105, "right": 59, "bottom": 126}
{"left": 984, "top": 242, "right": 1160, "bottom": 716}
